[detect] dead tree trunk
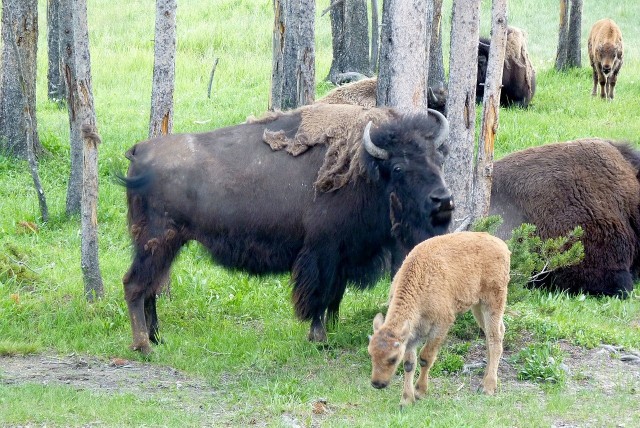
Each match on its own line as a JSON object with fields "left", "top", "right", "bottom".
{"left": 270, "top": 0, "right": 315, "bottom": 110}
{"left": 377, "top": 0, "right": 431, "bottom": 111}
{"left": 6, "top": 7, "right": 48, "bottom": 222}
{"left": 148, "top": 0, "right": 176, "bottom": 139}
{"left": 0, "top": 0, "right": 42, "bottom": 159}
{"left": 47, "top": 0, "right": 66, "bottom": 101}
{"left": 473, "top": 0, "right": 507, "bottom": 221}
{"left": 566, "top": 0, "right": 582, "bottom": 68}
{"left": 327, "top": 0, "right": 370, "bottom": 83}
{"left": 427, "top": 0, "right": 445, "bottom": 88}
{"left": 296, "top": 0, "right": 315, "bottom": 105}
{"left": 445, "top": 0, "right": 481, "bottom": 231}
{"left": 370, "top": 0, "right": 379, "bottom": 72}
{"left": 81, "top": 125, "right": 103, "bottom": 301}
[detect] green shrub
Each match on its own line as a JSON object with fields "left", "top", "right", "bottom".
{"left": 512, "top": 342, "right": 567, "bottom": 385}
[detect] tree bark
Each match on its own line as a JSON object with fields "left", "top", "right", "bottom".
{"left": 377, "top": 0, "right": 431, "bottom": 111}
{"left": 566, "top": 0, "right": 582, "bottom": 68}
{"left": 0, "top": 0, "right": 42, "bottom": 159}
{"left": 555, "top": 0, "right": 568, "bottom": 70}
{"left": 296, "top": 0, "right": 315, "bottom": 105}
{"left": 473, "top": 0, "right": 508, "bottom": 222}
{"left": 444, "top": 0, "right": 481, "bottom": 231}
{"left": 370, "top": 0, "right": 379, "bottom": 72}
{"left": 81, "top": 124, "right": 103, "bottom": 301}
{"left": 327, "top": 0, "right": 370, "bottom": 84}
{"left": 149, "top": 0, "right": 176, "bottom": 138}
{"left": 427, "top": 0, "right": 445, "bottom": 88}
{"left": 47, "top": 0, "right": 66, "bottom": 101}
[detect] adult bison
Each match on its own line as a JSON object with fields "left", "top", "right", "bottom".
{"left": 477, "top": 26, "right": 536, "bottom": 108}
{"left": 120, "top": 103, "right": 454, "bottom": 353}
{"left": 490, "top": 138, "right": 640, "bottom": 297}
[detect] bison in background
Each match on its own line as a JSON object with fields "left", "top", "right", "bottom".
{"left": 316, "top": 77, "right": 448, "bottom": 114}
{"left": 588, "top": 18, "right": 624, "bottom": 100}
{"left": 477, "top": 26, "right": 536, "bottom": 108}
{"left": 490, "top": 139, "right": 640, "bottom": 297}
{"left": 120, "top": 103, "right": 454, "bottom": 353}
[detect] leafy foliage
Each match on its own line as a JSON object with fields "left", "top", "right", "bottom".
{"left": 512, "top": 342, "right": 567, "bottom": 385}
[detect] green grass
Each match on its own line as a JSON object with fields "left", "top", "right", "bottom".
{"left": 2, "top": 0, "right": 640, "bottom": 426}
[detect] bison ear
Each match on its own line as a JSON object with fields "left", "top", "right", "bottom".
{"left": 373, "top": 313, "right": 385, "bottom": 331}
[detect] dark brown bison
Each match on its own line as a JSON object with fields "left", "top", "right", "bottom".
{"left": 120, "top": 103, "right": 454, "bottom": 353}
{"left": 490, "top": 139, "right": 640, "bottom": 297}
{"left": 477, "top": 26, "right": 536, "bottom": 108}
{"left": 588, "top": 18, "right": 624, "bottom": 100}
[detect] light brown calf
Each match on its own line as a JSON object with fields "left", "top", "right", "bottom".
{"left": 368, "top": 232, "right": 510, "bottom": 407}
{"left": 588, "top": 18, "right": 623, "bottom": 100}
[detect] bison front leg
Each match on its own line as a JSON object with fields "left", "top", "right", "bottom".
{"left": 126, "top": 293, "right": 152, "bottom": 355}
{"left": 400, "top": 347, "right": 418, "bottom": 407}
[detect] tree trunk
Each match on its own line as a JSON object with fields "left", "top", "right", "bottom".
{"left": 270, "top": 0, "right": 314, "bottom": 110}
{"left": 555, "top": 0, "right": 568, "bottom": 70}
{"left": 327, "top": 0, "right": 370, "bottom": 84}
{"left": 566, "top": 0, "right": 582, "bottom": 68}
{"left": 473, "top": 0, "right": 507, "bottom": 222}
{"left": 149, "top": 0, "right": 177, "bottom": 139}
{"left": 0, "top": 0, "right": 42, "bottom": 159}
{"left": 47, "top": 0, "right": 66, "bottom": 101}
{"left": 427, "top": 0, "right": 445, "bottom": 88}
{"left": 370, "top": 0, "right": 379, "bottom": 72}
{"left": 377, "top": 0, "right": 431, "bottom": 111}
{"left": 81, "top": 124, "right": 103, "bottom": 301}
{"left": 444, "top": 0, "right": 481, "bottom": 231}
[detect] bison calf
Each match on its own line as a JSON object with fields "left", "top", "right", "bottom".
{"left": 588, "top": 18, "right": 623, "bottom": 100}
{"left": 368, "top": 232, "right": 510, "bottom": 407}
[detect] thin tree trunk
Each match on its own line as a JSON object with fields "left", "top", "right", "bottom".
{"left": 566, "top": 0, "right": 582, "bottom": 68}
{"left": 555, "top": 0, "right": 569, "bottom": 70}
{"left": 6, "top": 7, "right": 48, "bottom": 222}
{"left": 427, "top": 0, "right": 445, "bottom": 88}
{"left": 377, "top": 0, "right": 431, "bottom": 111}
{"left": 270, "top": 0, "right": 298, "bottom": 110}
{"left": 297, "top": 0, "right": 315, "bottom": 105}
{"left": 327, "top": 0, "right": 370, "bottom": 83}
{"left": 61, "top": 0, "right": 82, "bottom": 215}
{"left": 473, "top": 0, "right": 507, "bottom": 221}
{"left": 0, "top": 0, "right": 42, "bottom": 159}
{"left": 445, "top": 0, "right": 481, "bottom": 231}
{"left": 81, "top": 124, "right": 103, "bottom": 301}
{"left": 149, "top": 0, "right": 176, "bottom": 139}
{"left": 47, "top": 0, "right": 66, "bottom": 101}
{"left": 370, "top": 0, "right": 379, "bottom": 72}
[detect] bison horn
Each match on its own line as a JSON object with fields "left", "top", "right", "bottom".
{"left": 428, "top": 86, "right": 438, "bottom": 103}
{"left": 363, "top": 121, "right": 389, "bottom": 160}
{"left": 427, "top": 108, "right": 449, "bottom": 147}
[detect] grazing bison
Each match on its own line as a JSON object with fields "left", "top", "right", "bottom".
{"left": 316, "top": 77, "right": 448, "bottom": 114}
{"left": 588, "top": 18, "right": 623, "bottom": 100}
{"left": 477, "top": 26, "right": 536, "bottom": 108}
{"left": 490, "top": 139, "right": 640, "bottom": 297}
{"left": 120, "top": 103, "right": 454, "bottom": 353}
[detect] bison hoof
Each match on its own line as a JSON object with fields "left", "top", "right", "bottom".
{"left": 307, "top": 327, "right": 327, "bottom": 342}
{"left": 130, "top": 341, "right": 152, "bottom": 355}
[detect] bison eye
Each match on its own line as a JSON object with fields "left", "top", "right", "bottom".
{"left": 387, "top": 357, "right": 398, "bottom": 366}
{"left": 392, "top": 165, "right": 403, "bottom": 175}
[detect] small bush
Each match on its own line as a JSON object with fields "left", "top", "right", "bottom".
{"left": 512, "top": 342, "right": 567, "bottom": 385}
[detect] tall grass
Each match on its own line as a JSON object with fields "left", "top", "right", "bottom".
{"left": 2, "top": 0, "right": 640, "bottom": 426}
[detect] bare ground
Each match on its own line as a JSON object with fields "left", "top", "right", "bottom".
{"left": 1, "top": 342, "right": 640, "bottom": 426}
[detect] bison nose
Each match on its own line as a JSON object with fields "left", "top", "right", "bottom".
{"left": 371, "top": 380, "right": 388, "bottom": 389}
{"left": 603, "top": 65, "right": 612, "bottom": 74}
{"left": 431, "top": 190, "right": 455, "bottom": 212}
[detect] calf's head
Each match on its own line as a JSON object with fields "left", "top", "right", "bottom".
{"left": 599, "top": 43, "right": 622, "bottom": 76}
{"left": 363, "top": 108, "right": 454, "bottom": 252}
{"left": 368, "top": 313, "right": 410, "bottom": 389}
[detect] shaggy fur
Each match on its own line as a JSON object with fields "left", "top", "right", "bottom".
{"left": 368, "top": 232, "right": 510, "bottom": 407}
{"left": 490, "top": 139, "right": 640, "bottom": 297}
{"left": 120, "top": 105, "right": 454, "bottom": 353}
{"left": 588, "top": 18, "right": 623, "bottom": 100}
{"left": 477, "top": 26, "right": 536, "bottom": 107}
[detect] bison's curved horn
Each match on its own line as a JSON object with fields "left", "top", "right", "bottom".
{"left": 427, "top": 108, "right": 449, "bottom": 147}
{"left": 428, "top": 86, "right": 438, "bottom": 103}
{"left": 363, "top": 121, "right": 389, "bottom": 160}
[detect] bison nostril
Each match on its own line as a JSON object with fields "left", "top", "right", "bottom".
{"left": 431, "top": 193, "right": 454, "bottom": 211}
{"left": 371, "top": 380, "right": 387, "bottom": 389}
{"left": 603, "top": 66, "right": 612, "bottom": 74}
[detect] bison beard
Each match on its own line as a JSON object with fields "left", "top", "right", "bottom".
{"left": 120, "top": 104, "right": 453, "bottom": 353}
{"left": 490, "top": 139, "right": 640, "bottom": 297}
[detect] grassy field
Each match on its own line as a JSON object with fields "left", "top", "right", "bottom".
{"left": 1, "top": 0, "right": 640, "bottom": 426}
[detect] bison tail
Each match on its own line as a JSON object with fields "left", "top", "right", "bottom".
{"left": 113, "top": 170, "right": 155, "bottom": 192}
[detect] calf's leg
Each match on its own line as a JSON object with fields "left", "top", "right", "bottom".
{"left": 415, "top": 327, "right": 448, "bottom": 399}
{"left": 400, "top": 346, "right": 418, "bottom": 407}
{"left": 481, "top": 304, "right": 505, "bottom": 395}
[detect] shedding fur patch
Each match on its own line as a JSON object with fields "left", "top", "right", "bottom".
{"left": 262, "top": 103, "right": 400, "bottom": 193}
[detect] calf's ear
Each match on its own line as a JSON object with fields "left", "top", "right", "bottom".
{"left": 373, "top": 313, "right": 385, "bottom": 331}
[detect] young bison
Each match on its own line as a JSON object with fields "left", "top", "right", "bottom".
{"left": 368, "top": 232, "right": 510, "bottom": 407}
{"left": 588, "top": 18, "right": 623, "bottom": 100}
